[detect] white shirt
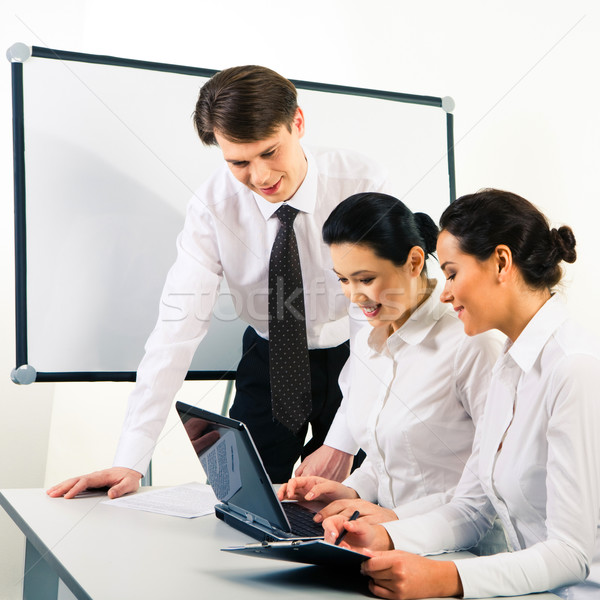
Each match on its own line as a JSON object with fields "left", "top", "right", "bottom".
{"left": 383, "top": 295, "right": 600, "bottom": 599}
{"left": 326, "top": 283, "right": 502, "bottom": 516}
{"left": 113, "top": 146, "right": 387, "bottom": 474}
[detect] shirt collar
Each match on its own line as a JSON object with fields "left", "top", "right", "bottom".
{"left": 367, "top": 278, "right": 448, "bottom": 356}
{"left": 253, "top": 145, "right": 317, "bottom": 221}
{"left": 505, "top": 294, "right": 569, "bottom": 373}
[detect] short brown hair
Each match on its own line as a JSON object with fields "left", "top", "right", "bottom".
{"left": 193, "top": 65, "right": 298, "bottom": 146}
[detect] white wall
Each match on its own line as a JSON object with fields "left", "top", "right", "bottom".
{"left": 1, "top": 1, "right": 598, "bottom": 598}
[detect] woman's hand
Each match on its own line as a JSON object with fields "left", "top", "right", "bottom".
{"left": 315, "top": 497, "right": 398, "bottom": 524}
{"left": 322, "top": 514, "right": 394, "bottom": 551}
{"left": 277, "top": 476, "right": 358, "bottom": 503}
{"left": 361, "top": 550, "right": 463, "bottom": 599}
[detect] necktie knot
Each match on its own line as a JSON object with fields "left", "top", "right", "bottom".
{"left": 275, "top": 203, "right": 299, "bottom": 227}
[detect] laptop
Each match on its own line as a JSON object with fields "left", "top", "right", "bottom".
{"left": 175, "top": 401, "right": 324, "bottom": 542}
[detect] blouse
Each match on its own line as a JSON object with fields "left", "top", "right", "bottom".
{"left": 383, "top": 295, "right": 600, "bottom": 599}
{"left": 332, "top": 282, "right": 502, "bottom": 517}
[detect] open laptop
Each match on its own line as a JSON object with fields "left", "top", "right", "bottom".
{"left": 175, "top": 401, "right": 324, "bottom": 542}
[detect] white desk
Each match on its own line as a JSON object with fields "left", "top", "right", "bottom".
{"left": 0, "top": 488, "right": 559, "bottom": 600}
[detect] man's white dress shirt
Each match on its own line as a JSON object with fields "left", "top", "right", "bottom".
{"left": 326, "top": 282, "right": 502, "bottom": 516}
{"left": 383, "top": 296, "right": 600, "bottom": 599}
{"left": 113, "top": 146, "right": 387, "bottom": 474}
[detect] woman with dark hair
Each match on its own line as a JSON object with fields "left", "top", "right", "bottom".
{"left": 325, "top": 189, "right": 600, "bottom": 600}
{"left": 278, "top": 192, "right": 501, "bottom": 528}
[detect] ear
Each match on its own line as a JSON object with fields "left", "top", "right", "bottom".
{"left": 408, "top": 246, "right": 426, "bottom": 278}
{"left": 494, "top": 245, "right": 513, "bottom": 282}
{"left": 293, "top": 107, "right": 305, "bottom": 138}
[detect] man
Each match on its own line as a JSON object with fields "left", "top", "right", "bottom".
{"left": 48, "top": 65, "right": 386, "bottom": 498}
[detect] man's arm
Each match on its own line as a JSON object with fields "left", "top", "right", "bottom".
{"left": 48, "top": 192, "right": 225, "bottom": 497}
{"left": 294, "top": 445, "right": 354, "bottom": 481}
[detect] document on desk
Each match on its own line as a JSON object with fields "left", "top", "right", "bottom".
{"left": 104, "top": 482, "right": 218, "bottom": 518}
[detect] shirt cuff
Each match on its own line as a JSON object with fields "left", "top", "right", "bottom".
{"left": 453, "top": 548, "right": 550, "bottom": 598}
{"left": 324, "top": 411, "right": 360, "bottom": 455}
{"left": 382, "top": 512, "right": 456, "bottom": 555}
{"left": 343, "top": 470, "right": 378, "bottom": 503}
{"left": 393, "top": 492, "right": 449, "bottom": 519}
{"left": 113, "top": 431, "right": 156, "bottom": 476}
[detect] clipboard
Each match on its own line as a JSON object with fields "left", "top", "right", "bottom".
{"left": 222, "top": 539, "right": 369, "bottom": 569}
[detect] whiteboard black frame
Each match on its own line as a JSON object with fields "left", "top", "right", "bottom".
{"left": 10, "top": 45, "right": 456, "bottom": 384}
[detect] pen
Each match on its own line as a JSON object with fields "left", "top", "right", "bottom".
{"left": 334, "top": 510, "right": 360, "bottom": 546}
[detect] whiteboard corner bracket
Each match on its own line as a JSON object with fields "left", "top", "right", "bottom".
{"left": 11, "top": 365, "right": 37, "bottom": 385}
{"left": 6, "top": 43, "right": 32, "bottom": 63}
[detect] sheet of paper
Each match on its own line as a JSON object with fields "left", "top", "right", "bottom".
{"left": 104, "top": 482, "right": 218, "bottom": 518}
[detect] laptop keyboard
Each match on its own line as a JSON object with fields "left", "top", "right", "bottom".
{"left": 282, "top": 502, "right": 324, "bottom": 538}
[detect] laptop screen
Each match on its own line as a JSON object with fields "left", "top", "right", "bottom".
{"left": 176, "top": 402, "right": 290, "bottom": 532}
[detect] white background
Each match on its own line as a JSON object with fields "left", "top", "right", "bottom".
{"left": 1, "top": 2, "right": 598, "bottom": 598}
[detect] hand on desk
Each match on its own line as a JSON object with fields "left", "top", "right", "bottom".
{"left": 294, "top": 445, "right": 353, "bottom": 481}
{"left": 277, "top": 475, "right": 358, "bottom": 505}
{"left": 46, "top": 467, "right": 142, "bottom": 499}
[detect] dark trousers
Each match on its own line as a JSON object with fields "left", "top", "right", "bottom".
{"left": 230, "top": 326, "right": 351, "bottom": 483}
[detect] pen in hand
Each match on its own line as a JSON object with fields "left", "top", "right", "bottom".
{"left": 334, "top": 510, "right": 360, "bottom": 546}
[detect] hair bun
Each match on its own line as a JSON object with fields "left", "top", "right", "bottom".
{"left": 550, "top": 226, "right": 577, "bottom": 264}
{"left": 413, "top": 212, "right": 439, "bottom": 256}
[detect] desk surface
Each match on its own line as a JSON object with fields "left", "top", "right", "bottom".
{"left": 0, "top": 488, "right": 559, "bottom": 600}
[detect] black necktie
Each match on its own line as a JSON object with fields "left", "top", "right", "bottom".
{"left": 268, "top": 204, "right": 312, "bottom": 433}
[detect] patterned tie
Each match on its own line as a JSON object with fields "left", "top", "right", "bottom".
{"left": 268, "top": 203, "right": 312, "bottom": 433}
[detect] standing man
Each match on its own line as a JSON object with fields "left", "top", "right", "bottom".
{"left": 48, "top": 65, "right": 386, "bottom": 497}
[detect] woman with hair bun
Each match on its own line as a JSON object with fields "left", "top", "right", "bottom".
{"left": 278, "top": 192, "right": 502, "bottom": 528}
{"left": 325, "top": 189, "right": 600, "bottom": 600}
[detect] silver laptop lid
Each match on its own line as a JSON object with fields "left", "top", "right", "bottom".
{"left": 175, "top": 401, "right": 292, "bottom": 533}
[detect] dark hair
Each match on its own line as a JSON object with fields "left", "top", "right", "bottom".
{"left": 439, "top": 188, "right": 576, "bottom": 289}
{"left": 193, "top": 65, "right": 298, "bottom": 146}
{"left": 322, "top": 193, "right": 438, "bottom": 270}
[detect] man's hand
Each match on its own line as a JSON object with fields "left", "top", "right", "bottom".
{"left": 361, "top": 550, "right": 463, "bottom": 599}
{"left": 277, "top": 475, "right": 358, "bottom": 504}
{"left": 322, "top": 514, "right": 394, "bottom": 552}
{"left": 295, "top": 445, "right": 353, "bottom": 481}
{"left": 46, "top": 467, "right": 142, "bottom": 499}
{"left": 315, "top": 498, "right": 398, "bottom": 524}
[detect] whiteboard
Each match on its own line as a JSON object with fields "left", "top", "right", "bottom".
{"left": 9, "top": 44, "right": 455, "bottom": 382}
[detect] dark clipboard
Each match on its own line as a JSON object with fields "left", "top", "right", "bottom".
{"left": 222, "top": 539, "right": 369, "bottom": 569}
